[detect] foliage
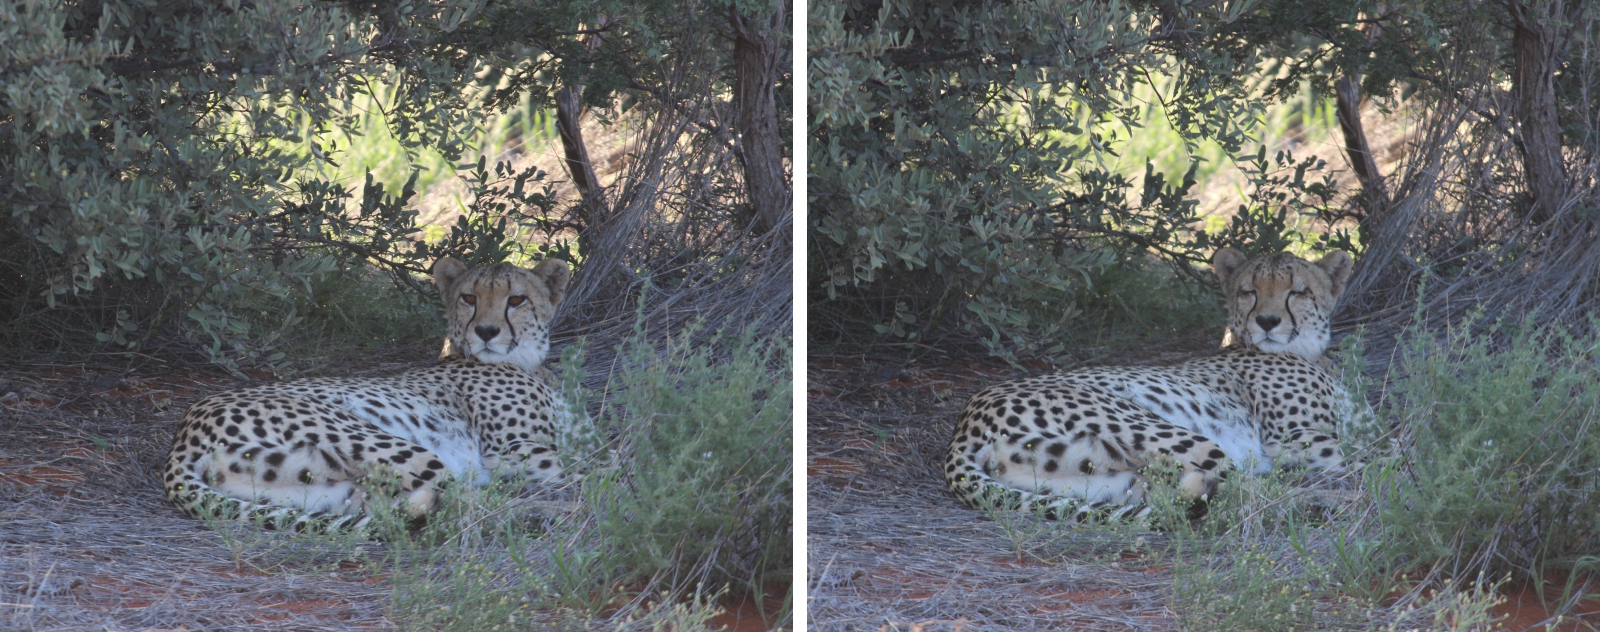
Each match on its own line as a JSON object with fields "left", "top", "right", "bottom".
{"left": 1366, "top": 312, "right": 1600, "bottom": 582}
{"left": 807, "top": 0, "right": 1349, "bottom": 359}
{"left": 274, "top": 265, "right": 442, "bottom": 363}
{"left": 426, "top": 0, "right": 793, "bottom": 246}
{"left": 1058, "top": 257, "right": 1223, "bottom": 356}
{"left": 1229, "top": 0, "right": 1599, "bottom": 144}
{"left": 1223, "top": 0, "right": 1600, "bottom": 225}
{"left": 0, "top": 0, "right": 495, "bottom": 370}
{"left": 1194, "top": 146, "right": 1352, "bottom": 258}
{"left": 583, "top": 315, "right": 792, "bottom": 595}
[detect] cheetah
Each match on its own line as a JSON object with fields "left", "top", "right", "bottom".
{"left": 164, "top": 257, "right": 574, "bottom": 530}
{"left": 945, "top": 248, "right": 1355, "bottom": 520}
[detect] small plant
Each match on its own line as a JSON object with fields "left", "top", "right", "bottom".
{"left": 616, "top": 586, "right": 726, "bottom": 632}
{"left": 584, "top": 316, "right": 792, "bottom": 599}
{"left": 1333, "top": 327, "right": 1388, "bottom": 465}
{"left": 1370, "top": 313, "right": 1600, "bottom": 583}
{"left": 553, "top": 342, "right": 605, "bottom": 476}
{"left": 541, "top": 522, "right": 622, "bottom": 616}
{"left": 276, "top": 265, "right": 442, "bottom": 365}
{"left": 1170, "top": 537, "right": 1340, "bottom": 632}
{"left": 1063, "top": 256, "right": 1224, "bottom": 354}
{"left": 196, "top": 498, "right": 372, "bottom": 574}
{"left": 383, "top": 475, "right": 561, "bottom": 632}
{"left": 1380, "top": 574, "right": 1508, "bottom": 632}
{"left": 972, "top": 490, "right": 1080, "bottom": 563}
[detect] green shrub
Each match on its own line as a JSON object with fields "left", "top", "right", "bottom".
{"left": 271, "top": 266, "right": 442, "bottom": 363}
{"left": 584, "top": 319, "right": 792, "bottom": 597}
{"left": 1369, "top": 314, "right": 1600, "bottom": 582}
{"left": 0, "top": 0, "right": 694, "bottom": 372}
{"left": 0, "top": 0, "right": 488, "bottom": 370}
{"left": 1063, "top": 256, "right": 1224, "bottom": 351}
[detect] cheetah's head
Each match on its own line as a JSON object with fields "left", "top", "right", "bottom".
{"left": 1213, "top": 248, "right": 1353, "bottom": 361}
{"left": 432, "top": 257, "right": 570, "bottom": 373}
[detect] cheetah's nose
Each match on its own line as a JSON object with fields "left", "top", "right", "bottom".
{"left": 1255, "top": 314, "right": 1281, "bottom": 332}
{"left": 475, "top": 325, "right": 501, "bottom": 341}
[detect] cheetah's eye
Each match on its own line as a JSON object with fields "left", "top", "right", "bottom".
{"left": 1289, "top": 288, "right": 1309, "bottom": 297}
{"left": 460, "top": 294, "right": 478, "bottom": 306}
{"left": 507, "top": 296, "right": 526, "bottom": 307}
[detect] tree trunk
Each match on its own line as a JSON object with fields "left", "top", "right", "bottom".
{"left": 1508, "top": 0, "right": 1570, "bottom": 223}
{"left": 730, "top": 3, "right": 791, "bottom": 237}
{"left": 555, "top": 84, "right": 609, "bottom": 236}
{"left": 1335, "top": 74, "right": 1388, "bottom": 222}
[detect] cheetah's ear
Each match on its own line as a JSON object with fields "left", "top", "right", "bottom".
{"left": 1316, "top": 250, "right": 1354, "bottom": 299}
{"left": 1212, "top": 248, "right": 1248, "bottom": 285}
{"left": 530, "top": 259, "right": 570, "bottom": 306}
{"left": 433, "top": 257, "right": 468, "bottom": 296}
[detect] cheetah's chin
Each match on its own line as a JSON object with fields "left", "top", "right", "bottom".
{"left": 1248, "top": 333, "right": 1328, "bottom": 363}
{"left": 465, "top": 341, "right": 548, "bottom": 374}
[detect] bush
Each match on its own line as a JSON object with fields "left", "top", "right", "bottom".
{"left": 1170, "top": 539, "right": 1337, "bottom": 632}
{"left": 275, "top": 265, "right": 443, "bottom": 363}
{"left": 2, "top": 0, "right": 787, "bottom": 372}
{"left": 584, "top": 317, "right": 792, "bottom": 596}
{"left": 1368, "top": 314, "right": 1600, "bottom": 581}
{"left": 0, "top": 0, "right": 488, "bottom": 370}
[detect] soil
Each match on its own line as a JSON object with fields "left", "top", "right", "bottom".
{"left": 1492, "top": 575, "right": 1600, "bottom": 632}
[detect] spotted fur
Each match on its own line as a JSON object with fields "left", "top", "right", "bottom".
{"left": 164, "top": 258, "right": 572, "bottom": 531}
{"left": 945, "top": 249, "right": 1354, "bottom": 520}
